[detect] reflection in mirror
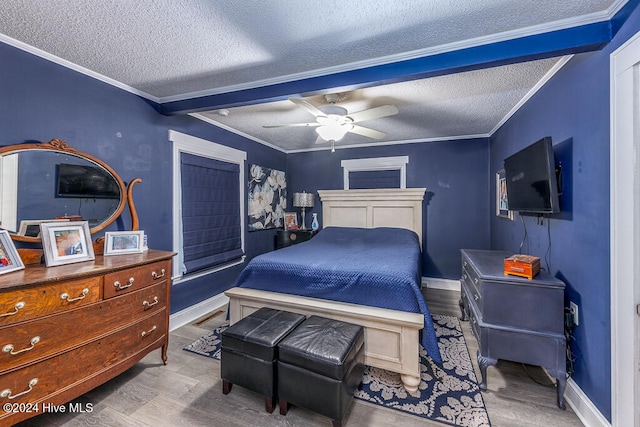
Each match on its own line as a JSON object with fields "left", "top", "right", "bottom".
{"left": 0, "top": 139, "right": 127, "bottom": 243}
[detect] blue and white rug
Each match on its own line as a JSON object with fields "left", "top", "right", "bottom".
{"left": 184, "top": 314, "right": 490, "bottom": 427}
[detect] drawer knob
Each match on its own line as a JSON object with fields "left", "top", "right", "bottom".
{"left": 0, "top": 301, "right": 25, "bottom": 317}
{"left": 2, "top": 336, "right": 40, "bottom": 356}
{"left": 474, "top": 277, "right": 479, "bottom": 284}
{"left": 143, "top": 296, "right": 159, "bottom": 308}
{"left": 462, "top": 274, "right": 467, "bottom": 280}
{"left": 60, "top": 288, "right": 89, "bottom": 302}
{"left": 474, "top": 294, "right": 479, "bottom": 301}
{"left": 151, "top": 269, "right": 166, "bottom": 280}
{"left": 141, "top": 325, "right": 157, "bottom": 337}
{"left": 114, "top": 278, "right": 135, "bottom": 290}
{"left": 0, "top": 379, "right": 38, "bottom": 400}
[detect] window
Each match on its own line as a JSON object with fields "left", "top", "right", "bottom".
{"left": 170, "top": 130, "right": 246, "bottom": 281}
{"left": 341, "top": 156, "right": 408, "bottom": 189}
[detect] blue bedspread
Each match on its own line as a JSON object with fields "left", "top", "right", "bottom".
{"left": 233, "top": 226, "right": 442, "bottom": 364}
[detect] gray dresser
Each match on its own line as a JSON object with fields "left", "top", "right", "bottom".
{"left": 459, "top": 249, "right": 567, "bottom": 409}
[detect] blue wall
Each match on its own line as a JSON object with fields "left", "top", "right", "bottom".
{"left": 4, "top": 4, "right": 640, "bottom": 418}
{"left": 0, "top": 41, "right": 286, "bottom": 312}
{"left": 286, "top": 138, "right": 491, "bottom": 279}
{"left": 490, "top": 3, "right": 640, "bottom": 419}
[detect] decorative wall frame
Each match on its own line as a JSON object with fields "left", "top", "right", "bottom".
{"left": 248, "top": 164, "right": 287, "bottom": 231}
{"left": 0, "top": 230, "right": 25, "bottom": 275}
{"left": 40, "top": 221, "right": 95, "bottom": 267}
{"left": 496, "top": 169, "right": 514, "bottom": 220}
{"left": 103, "top": 230, "right": 145, "bottom": 255}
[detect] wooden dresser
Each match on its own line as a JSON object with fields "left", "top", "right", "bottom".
{"left": 0, "top": 249, "right": 173, "bottom": 426}
{"left": 459, "top": 249, "right": 567, "bottom": 409}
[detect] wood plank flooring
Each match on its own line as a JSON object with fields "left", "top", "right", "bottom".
{"left": 16, "top": 288, "right": 584, "bottom": 427}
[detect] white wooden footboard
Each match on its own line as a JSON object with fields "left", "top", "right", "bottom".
{"left": 225, "top": 287, "right": 424, "bottom": 392}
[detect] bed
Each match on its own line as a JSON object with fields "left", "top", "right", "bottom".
{"left": 225, "top": 188, "right": 436, "bottom": 392}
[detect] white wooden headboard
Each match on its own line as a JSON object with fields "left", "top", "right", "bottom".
{"left": 317, "top": 188, "right": 426, "bottom": 245}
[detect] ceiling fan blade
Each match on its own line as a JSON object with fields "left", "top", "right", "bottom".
{"left": 289, "top": 98, "right": 327, "bottom": 117}
{"left": 314, "top": 135, "right": 326, "bottom": 144}
{"left": 347, "top": 105, "right": 398, "bottom": 123}
{"left": 262, "top": 122, "right": 320, "bottom": 128}
{"left": 348, "top": 125, "right": 387, "bottom": 139}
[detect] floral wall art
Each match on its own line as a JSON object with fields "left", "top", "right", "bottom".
{"left": 248, "top": 164, "right": 287, "bottom": 231}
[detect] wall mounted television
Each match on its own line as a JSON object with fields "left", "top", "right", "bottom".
{"left": 56, "top": 163, "right": 120, "bottom": 199}
{"left": 503, "top": 136, "right": 560, "bottom": 214}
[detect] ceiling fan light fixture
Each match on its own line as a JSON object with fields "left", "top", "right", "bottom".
{"left": 315, "top": 121, "right": 351, "bottom": 142}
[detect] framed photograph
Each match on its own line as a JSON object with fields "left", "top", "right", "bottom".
{"left": 40, "top": 221, "right": 95, "bottom": 267}
{"left": 284, "top": 212, "right": 298, "bottom": 230}
{"left": 103, "top": 230, "right": 145, "bottom": 255}
{"left": 496, "top": 169, "right": 514, "bottom": 220}
{"left": 18, "top": 219, "right": 69, "bottom": 238}
{"left": 0, "top": 230, "right": 25, "bottom": 275}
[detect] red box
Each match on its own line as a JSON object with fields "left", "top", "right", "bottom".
{"left": 504, "top": 254, "right": 540, "bottom": 280}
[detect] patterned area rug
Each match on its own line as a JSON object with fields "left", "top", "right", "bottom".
{"left": 184, "top": 314, "right": 490, "bottom": 427}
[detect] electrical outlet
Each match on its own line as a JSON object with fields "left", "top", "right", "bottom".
{"left": 569, "top": 301, "right": 579, "bottom": 326}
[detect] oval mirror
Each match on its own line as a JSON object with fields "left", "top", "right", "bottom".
{"left": 0, "top": 139, "right": 127, "bottom": 243}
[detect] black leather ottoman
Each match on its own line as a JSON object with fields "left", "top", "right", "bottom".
{"left": 221, "top": 307, "right": 305, "bottom": 413}
{"left": 277, "top": 316, "right": 365, "bottom": 427}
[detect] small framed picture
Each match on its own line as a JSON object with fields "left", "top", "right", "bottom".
{"left": 40, "top": 221, "right": 95, "bottom": 267}
{"left": 496, "top": 169, "right": 514, "bottom": 220}
{"left": 103, "top": 231, "right": 145, "bottom": 256}
{"left": 18, "top": 219, "right": 70, "bottom": 238}
{"left": 0, "top": 230, "right": 25, "bottom": 275}
{"left": 284, "top": 212, "right": 298, "bottom": 230}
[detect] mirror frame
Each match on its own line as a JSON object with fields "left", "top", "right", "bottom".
{"left": 0, "top": 138, "right": 127, "bottom": 243}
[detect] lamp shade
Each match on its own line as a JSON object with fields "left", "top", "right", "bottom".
{"left": 293, "top": 192, "right": 314, "bottom": 208}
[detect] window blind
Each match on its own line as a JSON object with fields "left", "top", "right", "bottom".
{"left": 349, "top": 169, "right": 401, "bottom": 189}
{"left": 180, "top": 153, "right": 244, "bottom": 274}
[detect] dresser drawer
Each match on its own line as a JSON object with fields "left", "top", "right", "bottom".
{"left": 0, "top": 309, "right": 167, "bottom": 408}
{"left": 461, "top": 267, "right": 482, "bottom": 314}
{"left": 0, "top": 277, "right": 102, "bottom": 327}
{"left": 462, "top": 261, "right": 481, "bottom": 294}
{"left": 103, "top": 260, "right": 169, "bottom": 299}
{"left": 0, "top": 281, "right": 167, "bottom": 372}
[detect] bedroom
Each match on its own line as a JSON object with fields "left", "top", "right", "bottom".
{"left": 0, "top": 1, "right": 639, "bottom": 426}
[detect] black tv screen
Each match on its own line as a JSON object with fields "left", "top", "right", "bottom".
{"left": 503, "top": 137, "right": 560, "bottom": 214}
{"left": 56, "top": 163, "right": 120, "bottom": 199}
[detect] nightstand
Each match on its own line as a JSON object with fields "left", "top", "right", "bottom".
{"left": 275, "top": 230, "right": 316, "bottom": 249}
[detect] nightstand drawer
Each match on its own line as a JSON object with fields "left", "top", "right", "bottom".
{"left": 275, "top": 230, "right": 315, "bottom": 249}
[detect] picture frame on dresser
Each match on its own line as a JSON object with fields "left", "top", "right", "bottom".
{"left": 104, "top": 230, "right": 146, "bottom": 255}
{"left": 40, "top": 220, "right": 95, "bottom": 266}
{"left": 496, "top": 169, "right": 514, "bottom": 220}
{"left": 0, "top": 230, "right": 25, "bottom": 275}
{"left": 18, "top": 218, "right": 69, "bottom": 237}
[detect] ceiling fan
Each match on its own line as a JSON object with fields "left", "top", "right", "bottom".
{"left": 263, "top": 96, "right": 399, "bottom": 144}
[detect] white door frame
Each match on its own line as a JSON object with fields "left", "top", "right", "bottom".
{"left": 610, "top": 29, "right": 640, "bottom": 427}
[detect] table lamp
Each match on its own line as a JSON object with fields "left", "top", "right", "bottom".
{"left": 293, "top": 192, "right": 314, "bottom": 230}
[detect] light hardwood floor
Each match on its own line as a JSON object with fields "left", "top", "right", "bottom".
{"left": 16, "top": 289, "right": 584, "bottom": 427}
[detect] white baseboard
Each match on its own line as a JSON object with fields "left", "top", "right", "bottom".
{"left": 169, "top": 293, "right": 229, "bottom": 332}
{"left": 564, "top": 377, "right": 610, "bottom": 427}
{"left": 422, "top": 277, "right": 460, "bottom": 291}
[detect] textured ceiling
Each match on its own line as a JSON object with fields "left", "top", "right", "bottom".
{"left": 0, "top": 0, "right": 625, "bottom": 152}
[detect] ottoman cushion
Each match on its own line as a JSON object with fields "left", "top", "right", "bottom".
{"left": 222, "top": 307, "right": 306, "bottom": 361}
{"left": 278, "top": 315, "right": 364, "bottom": 380}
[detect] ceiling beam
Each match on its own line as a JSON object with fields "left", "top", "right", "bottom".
{"left": 158, "top": 20, "right": 613, "bottom": 116}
